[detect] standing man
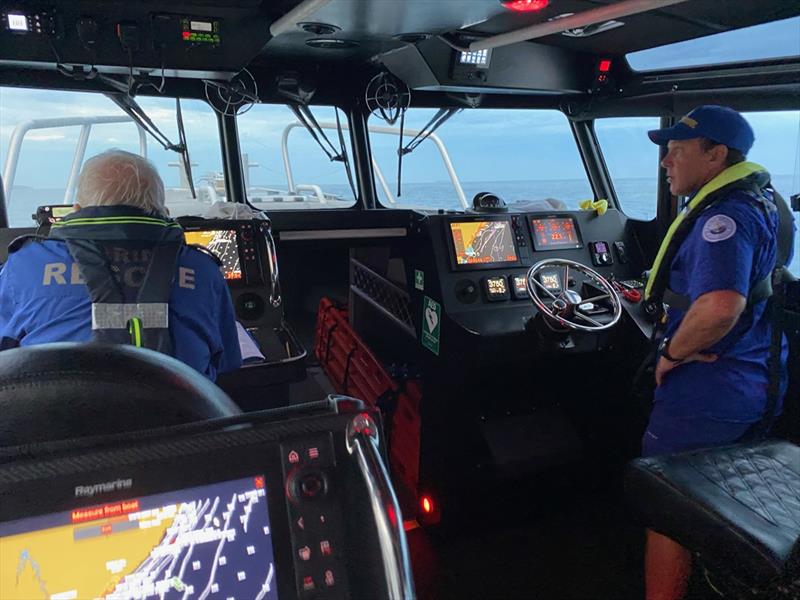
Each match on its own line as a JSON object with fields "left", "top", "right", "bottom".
{"left": 641, "top": 106, "right": 794, "bottom": 600}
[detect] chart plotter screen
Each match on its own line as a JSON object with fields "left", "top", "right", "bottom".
{"left": 184, "top": 230, "right": 243, "bottom": 280}
{"left": 450, "top": 220, "right": 518, "bottom": 266}
{"left": 0, "top": 475, "right": 279, "bottom": 600}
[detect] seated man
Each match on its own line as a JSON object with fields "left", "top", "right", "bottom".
{"left": 0, "top": 149, "right": 242, "bottom": 380}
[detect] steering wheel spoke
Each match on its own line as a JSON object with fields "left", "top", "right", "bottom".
{"left": 526, "top": 258, "right": 622, "bottom": 333}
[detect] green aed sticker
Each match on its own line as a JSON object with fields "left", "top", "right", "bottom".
{"left": 421, "top": 296, "right": 441, "bottom": 355}
{"left": 414, "top": 269, "right": 425, "bottom": 291}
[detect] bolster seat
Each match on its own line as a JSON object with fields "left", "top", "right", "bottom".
{"left": 626, "top": 441, "right": 800, "bottom": 590}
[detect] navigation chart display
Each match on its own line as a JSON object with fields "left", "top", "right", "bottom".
{"left": 0, "top": 476, "right": 279, "bottom": 600}
{"left": 184, "top": 230, "right": 242, "bottom": 280}
{"left": 450, "top": 220, "right": 518, "bottom": 266}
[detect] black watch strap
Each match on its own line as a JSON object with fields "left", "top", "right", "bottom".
{"left": 659, "top": 339, "right": 685, "bottom": 363}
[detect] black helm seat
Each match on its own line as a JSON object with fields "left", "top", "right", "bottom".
{"left": 626, "top": 441, "right": 800, "bottom": 592}
{"left": 0, "top": 343, "right": 240, "bottom": 446}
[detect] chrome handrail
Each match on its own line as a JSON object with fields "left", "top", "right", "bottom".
{"left": 2, "top": 116, "right": 147, "bottom": 204}
{"left": 279, "top": 121, "right": 467, "bottom": 209}
{"left": 346, "top": 412, "right": 416, "bottom": 600}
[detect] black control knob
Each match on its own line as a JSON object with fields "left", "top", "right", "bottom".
{"left": 288, "top": 468, "right": 328, "bottom": 503}
{"left": 236, "top": 293, "right": 265, "bottom": 321}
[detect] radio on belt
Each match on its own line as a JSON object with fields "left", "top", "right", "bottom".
{"left": 589, "top": 241, "right": 613, "bottom": 266}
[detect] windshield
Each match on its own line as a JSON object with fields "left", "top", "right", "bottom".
{"left": 368, "top": 108, "right": 594, "bottom": 212}
{"left": 0, "top": 87, "right": 224, "bottom": 227}
{"left": 237, "top": 104, "right": 356, "bottom": 210}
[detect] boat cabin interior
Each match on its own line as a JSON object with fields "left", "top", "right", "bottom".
{"left": 0, "top": 1, "right": 799, "bottom": 598}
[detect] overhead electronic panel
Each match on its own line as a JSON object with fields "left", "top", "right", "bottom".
{"left": 449, "top": 218, "right": 519, "bottom": 271}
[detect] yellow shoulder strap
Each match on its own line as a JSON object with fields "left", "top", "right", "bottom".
{"left": 644, "top": 162, "right": 768, "bottom": 302}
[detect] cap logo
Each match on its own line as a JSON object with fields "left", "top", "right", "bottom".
{"left": 680, "top": 116, "right": 698, "bottom": 129}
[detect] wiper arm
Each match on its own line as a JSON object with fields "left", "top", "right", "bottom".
{"left": 105, "top": 93, "right": 195, "bottom": 198}
{"left": 175, "top": 99, "right": 195, "bottom": 199}
{"left": 287, "top": 103, "right": 340, "bottom": 162}
{"left": 287, "top": 103, "right": 356, "bottom": 199}
{"left": 400, "top": 108, "right": 461, "bottom": 155}
{"left": 396, "top": 107, "right": 461, "bottom": 197}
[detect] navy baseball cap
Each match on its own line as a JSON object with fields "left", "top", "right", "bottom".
{"left": 648, "top": 105, "right": 754, "bottom": 155}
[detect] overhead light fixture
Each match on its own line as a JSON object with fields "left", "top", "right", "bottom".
{"left": 501, "top": 0, "right": 550, "bottom": 11}
{"left": 305, "top": 38, "right": 358, "bottom": 49}
{"left": 298, "top": 22, "right": 340, "bottom": 35}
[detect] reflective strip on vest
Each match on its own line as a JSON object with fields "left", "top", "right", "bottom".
{"left": 91, "top": 303, "right": 169, "bottom": 330}
{"left": 644, "top": 161, "right": 769, "bottom": 302}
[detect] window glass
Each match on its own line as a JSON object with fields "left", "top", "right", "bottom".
{"left": 0, "top": 87, "right": 225, "bottom": 226}
{"left": 627, "top": 16, "right": 800, "bottom": 71}
{"left": 594, "top": 117, "right": 661, "bottom": 221}
{"left": 595, "top": 111, "right": 800, "bottom": 275}
{"left": 748, "top": 111, "right": 800, "bottom": 276}
{"left": 368, "top": 108, "right": 594, "bottom": 212}
{"left": 237, "top": 105, "right": 356, "bottom": 209}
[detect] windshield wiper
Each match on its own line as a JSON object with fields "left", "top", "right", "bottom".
{"left": 105, "top": 93, "right": 195, "bottom": 198}
{"left": 396, "top": 107, "right": 461, "bottom": 197}
{"left": 287, "top": 103, "right": 357, "bottom": 200}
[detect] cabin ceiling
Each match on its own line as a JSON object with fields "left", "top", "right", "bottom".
{"left": 258, "top": 0, "right": 800, "bottom": 64}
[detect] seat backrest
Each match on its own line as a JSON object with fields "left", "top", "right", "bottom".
{"left": 0, "top": 342, "right": 241, "bottom": 447}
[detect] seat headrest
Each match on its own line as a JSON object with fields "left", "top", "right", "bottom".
{"left": 0, "top": 343, "right": 241, "bottom": 446}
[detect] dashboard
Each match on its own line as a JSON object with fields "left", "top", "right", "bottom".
{"left": 422, "top": 208, "right": 646, "bottom": 338}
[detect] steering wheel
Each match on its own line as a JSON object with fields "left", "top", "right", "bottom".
{"left": 526, "top": 258, "right": 622, "bottom": 332}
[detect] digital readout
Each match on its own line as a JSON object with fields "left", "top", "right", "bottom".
{"left": 8, "top": 14, "right": 28, "bottom": 31}
{"left": 540, "top": 271, "right": 562, "bottom": 291}
{"left": 531, "top": 217, "right": 581, "bottom": 250}
{"left": 512, "top": 275, "right": 527, "bottom": 295}
{"left": 191, "top": 20, "right": 213, "bottom": 32}
{"left": 486, "top": 277, "right": 508, "bottom": 296}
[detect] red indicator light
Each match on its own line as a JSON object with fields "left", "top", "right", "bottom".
{"left": 421, "top": 496, "right": 434, "bottom": 514}
{"left": 598, "top": 59, "right": 612, "bottom": 73}
{"left": 501, "top": 0, "right": 549, "bottom": 12}
{"left": 254, "top": 476, "right": 264, "bottom": 489}
{"left": 182, "top": 31, "right": 190, "bottom": 39}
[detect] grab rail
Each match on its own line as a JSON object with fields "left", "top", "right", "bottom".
{"left": 2, "top": 116, "right": 147, "bottom": 205}
{"left": 280, "top": 121, "right": 468, "bottom": 209}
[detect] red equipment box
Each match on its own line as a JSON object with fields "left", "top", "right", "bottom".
{"left": 314, "top": 298, "right": 421, "bottom": 511}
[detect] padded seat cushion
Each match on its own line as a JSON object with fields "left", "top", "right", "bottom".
{"left": 0, "top": 343, "right": 241, "bottom": 447}
{"left": 626, "top": 441, "right": 800, "bottom": 585}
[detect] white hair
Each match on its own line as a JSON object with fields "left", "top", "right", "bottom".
{"left": 76, "top": 149, "right": 166, "bottom": 216}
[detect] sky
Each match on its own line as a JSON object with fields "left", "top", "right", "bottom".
{"left": 1, "top": 16, "right": 799, "bottom": 194}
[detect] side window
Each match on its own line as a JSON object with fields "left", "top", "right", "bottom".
{"left": 747, "top": 110, "right": 800, "bottom": 276}
{"left": 237, "top": 105, "right": 356, "bottom": 209}
{"left": 368, "top": 109, "right": 594, "bottom": 212}
{"left": 594, "top": 117, "right": 661, "bottom": 221}
{"left": 0, "top": 87, "right": 225, "bottom": 226}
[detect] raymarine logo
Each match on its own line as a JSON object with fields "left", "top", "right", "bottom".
{"left": 74, "top": 478, "right": 133, "bottom": 498}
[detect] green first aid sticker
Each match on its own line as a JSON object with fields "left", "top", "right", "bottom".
{"left": 414, "top": 269, "right": 424, "bottom": 291}
{"left": 421, "top": 296, "right": 441, "bottom": 355}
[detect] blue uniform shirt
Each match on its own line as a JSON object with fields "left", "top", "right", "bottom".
{"left": 0, "top": 239, "right": 243, "bottom": 380}
{"left": 655, "top": 188, "right": 793, "bottom": 422}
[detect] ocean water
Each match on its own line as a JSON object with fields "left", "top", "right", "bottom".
{"left": 5, "top": 175, "right": 798, "bottom": 274}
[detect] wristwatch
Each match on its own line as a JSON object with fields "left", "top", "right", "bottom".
{"left": 658, "top": 337, "right": 685, "bottom": 364}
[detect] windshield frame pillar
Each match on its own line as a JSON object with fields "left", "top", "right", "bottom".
{"left": 572, "top": 119, "right": 616, "bottom": 209}
{"left": 218, "top": 111, "right": 246, "bottom": 204}
{"left": 348, "top": 104, "right": 377, "bottom": 210}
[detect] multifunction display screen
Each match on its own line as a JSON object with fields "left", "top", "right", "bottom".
{"left": 0, "top": 476, "right": 279, "bottom": 600}
{"left": 184, "top": 229, "right": 242, "bottom": 280}
{"left": 530, "top": 217, "right": 581, "bottom": 251}
{"left": 450, "top": 220, "right": 518, "bottom": 267}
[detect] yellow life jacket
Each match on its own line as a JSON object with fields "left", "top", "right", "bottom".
{"left": 643, "top": 162, "right": 792, "bottom": 307}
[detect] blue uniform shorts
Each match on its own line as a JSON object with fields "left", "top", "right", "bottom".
{"left": 641, "top": 405, "right": 756, "bottom": 457}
